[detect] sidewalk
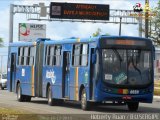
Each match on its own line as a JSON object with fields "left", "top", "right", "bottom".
{"left": 155, "top": 87, "right": 160, "bottom": 89}
{"left": 154, "top": 96, "right": 160, "bottom": 100}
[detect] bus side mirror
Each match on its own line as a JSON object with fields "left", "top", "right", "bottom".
{"left": 92, "top": 53, "right": 97, "bottom": 64}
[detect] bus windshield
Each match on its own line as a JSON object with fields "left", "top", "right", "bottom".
{"left": 102, "top": 49, "right": 152, "bottom": 86}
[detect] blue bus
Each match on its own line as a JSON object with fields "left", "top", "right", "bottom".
{"left": 7, "top": 36, "right": 155, "bottom": 111}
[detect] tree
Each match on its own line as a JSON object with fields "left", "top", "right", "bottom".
{"left": 0, "top": 37, "right": 4, "bottom": 47}
{"left": 92, "top": 28, "right": 110, "bottom": 37}
{"left": 147, "top": 0, "right": 160, "bottom": 45}
{"left": 92, "top": 28, "right": 101, "bottom": 37}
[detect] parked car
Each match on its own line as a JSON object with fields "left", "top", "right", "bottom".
{"left": 0, "top": 73, "right": 7, "bottom": 90}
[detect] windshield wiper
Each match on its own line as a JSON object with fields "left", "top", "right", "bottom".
{"left": 113, "top": 49, "right": 122, "bottom": 67}
{"left": 131, "top": 57, "right": 142, "bottom": 81}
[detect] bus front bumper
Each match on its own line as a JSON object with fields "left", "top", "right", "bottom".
{"left": 94, "top": 88, "right": 153, "bottom": 103}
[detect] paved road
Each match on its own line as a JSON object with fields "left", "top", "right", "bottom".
{"left": 0, "top": 90, "right": 160, "bottom": 115}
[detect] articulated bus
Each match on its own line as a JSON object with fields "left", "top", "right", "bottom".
{"left": 7, "top": 36, "right": 155, "bottom": 111}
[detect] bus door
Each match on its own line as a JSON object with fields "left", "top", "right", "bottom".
{"left": 10, "top": 53, "right": 16, "bottom": 92}
{"left": 35, "top": 41, "right": 44, "bottom": 97}
{"left": 62, "top": 51, "right": 71, "bottom": 98}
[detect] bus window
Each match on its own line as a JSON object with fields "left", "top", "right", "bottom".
{"left": 49, "top": 46, "right": 54, "bottom": 66}
{"left": 45, "top": 46, "right": 50, "bottom": 66}
{"left": 29, "top": 47, "right": 35, "bottom": 66}
{"left": 18, "top": 47, "right": 24, "bottom": 65}
{"left": 24, "top": 47, "right": 29, "bottom": 66}
{"left": 102, "top": 49, "right": 152, "bottom": 85}
{"left": 144, "top": 52, "right": 150, "bottom": 68}
{"left": 73, "top": 44, "right": 81, "bottom": 66}
{"left": 54, "top": 45, "right": 61, "bottom": 66}
{"left": 81, "top": 44, "right": 88, "bottom": 66}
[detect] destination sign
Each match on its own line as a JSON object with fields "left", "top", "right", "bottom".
{"left": 50, "top": 2, "right": 110, "bottom": 20}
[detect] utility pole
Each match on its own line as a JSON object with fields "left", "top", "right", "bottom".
{"left": 9, "top": 4, "right": 14, "bottom": 43}
{"left": 119, "top": 17, "right": 122, "bottom": 36}
{"left": 145, "top": 0, "right": 149, "bottom": 38}
{"left": 139, "top": 17, "right": 142, "bottom": 37}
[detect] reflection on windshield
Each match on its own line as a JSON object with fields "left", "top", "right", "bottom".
{"left": 102, "top": 49, "right": 151, "bottom": 86}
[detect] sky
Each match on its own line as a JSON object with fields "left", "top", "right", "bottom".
{"left": 0, "top": 0, "right": 159, "bottom": 45}
{"left": 0, "top": 0, "right": 159, "bottom": 73}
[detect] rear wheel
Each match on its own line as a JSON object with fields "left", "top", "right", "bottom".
{"left": 25, "top": 95, "right": 31, "bottom": 102}
{"left": 17, "top": 84, "right": 25, "bottom": 102}
{"left": 127, "top": 102, "right": 139, "bottom": 111}
{"left": 0, "top": 84, "right": 4, "bottom": 90}
{"left": 81, "top": 88, "right": 90, "bottom": 110}
{"left": 48, "top": 86, "right": 54, "bottom": 106}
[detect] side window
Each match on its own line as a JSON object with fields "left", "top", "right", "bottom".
{"left": 29, "top": 47, "right": 35, "bottom": 66}
{"left": 45, "top": 45, "right": 61, "bottom": 66}
{"left": 72, "top": 44, "right": 81, "bottom": 66}
{"left": 81, "top": 44, "right": 88, "bottom": 66}
{"left": 24, "top": 47, "right": 29, "bottom": 65}
{"left": 49, "top": 46, "right": 54, "bottom": 66}
{"left": 18, "top": 47, "right": 24, "bottom": 65}
{"left": 45, "top": 46, "right": 50, "bottom": 66}
{"left": 54, "top": 45, "right": 61, "bottom": 66}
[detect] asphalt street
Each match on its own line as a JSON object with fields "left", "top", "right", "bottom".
{"left": 0, "top": 89, "right": 160, "bottom": 115}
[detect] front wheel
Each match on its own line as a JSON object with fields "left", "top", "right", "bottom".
{"left": 127, "top": 102, "right": 139, "bottom": 111}
{"left": 81, "top": 88, "right": 90, "bottom": 110}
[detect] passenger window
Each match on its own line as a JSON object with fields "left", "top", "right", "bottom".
{"left": 29, "top": 47, "right": 35, "bottom": 66}
{"left": 49, "top": 46, "right": 54, "bottom": 66}
{"left": 45, "top": 46, "right": 50, "bottom": 66}
{"left": 72, "top": 44, "right": 89, "bottom": 67}
{"left": 81, "top": 44, "right": 88, "bottom": 66}
{"left": 45, "top": 45, "right": 61, "bottom": 66}
{"left": 24, "top": 47, "right": 29, "bottom": 65}
{"left": 18, "top": 47, "right": 24, "bottom": 65}
{"left": 54, "top": 45, "right": 61, "bottom": 66}
{"left": 72, "top": 44, "right": 81, "bottom": 66}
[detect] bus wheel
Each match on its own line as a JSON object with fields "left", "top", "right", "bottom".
{"left": 81, "top": 89, "right": 90, "bottom": 110}
{"left": 48, "top": 86, "right": 54, "bottom": 106}
{"left": 17, "top": 84, "right": 25, "bottom": 102}
{"left": 0, "top": 84, "right": 4, "bottom": 90}
{"left": 127, "top": 102, "right": 139, "bottom": 111}
{"left": 25, "top": 96, "right": 31, "bottom": 102}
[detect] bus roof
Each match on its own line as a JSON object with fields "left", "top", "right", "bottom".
{"left": 9, "top": 36, "right": 152, "bottom": 47}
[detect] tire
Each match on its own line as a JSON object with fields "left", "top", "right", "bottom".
{"left": 48, "top": 86, "right": 54, "bottom": 106}
{"left": 0, "top": 84, "right": 4, "bottom": 90}
{"left": 17, "top": 84, "right": 25, "bottom": 102}
{"left": 81, "top": 88, "right": 90, "bottom": 110}
{"left": 127, "top": 102, "right": 139, "bottom": 111}
{"left": 25, "top": 96, "right": 31, "bottom": 102}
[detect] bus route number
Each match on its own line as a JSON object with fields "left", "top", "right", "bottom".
{"left": 130, "top": 90, "right": 139, "bottom": 94}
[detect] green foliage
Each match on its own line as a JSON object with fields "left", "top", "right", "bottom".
{"left": 147, "top": 0, "right": 160, "bottom": 45}
{"left": 92, "top": 28, "right": 110, "bottom": 37}
{"left": 0, "top": 37, "right": 4, "bottom": 47}
{"left": 92, "top": 28, "right": 101, "bottom": 37}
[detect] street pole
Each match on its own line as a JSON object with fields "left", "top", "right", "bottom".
{"left": 145, "top": 0, "right": 149, "bottom": 38}
{"left": 9, "top": 4, "right": 14, "bottom": 43}
{"left": 139, "top": 17, "right": 142, "bottom": 37}
{"left": 119, "top": 17, "right": 122, "bottom": 36}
